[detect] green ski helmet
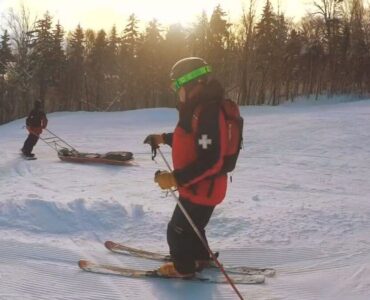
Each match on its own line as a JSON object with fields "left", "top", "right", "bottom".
{"left": 170, "top": 57, "right": 212, "bottom": 92}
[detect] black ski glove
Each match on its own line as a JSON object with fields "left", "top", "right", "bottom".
{"left": 144, "top": 134, "right": 165, "bottom": 160}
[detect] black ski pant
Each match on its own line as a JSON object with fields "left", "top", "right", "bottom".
{"left": 167, "top": 197, "right": 215, "bottom": 274}
{"left": 22, "top": 133, "right": 39, "bottom": 155}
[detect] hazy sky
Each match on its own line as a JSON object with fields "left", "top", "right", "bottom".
{"left": 0, "top": 0, "right": 311, "bottom": 31}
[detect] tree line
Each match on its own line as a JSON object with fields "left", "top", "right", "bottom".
{"left": 1, "top": 0, "right": 370, "bottom": 124}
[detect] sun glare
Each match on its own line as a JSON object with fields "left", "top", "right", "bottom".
{"left": 1, "top": 0, "right": 308, "bottom": 31}
{"left": 116, "top": 0, "right": 222, "bottom": 26}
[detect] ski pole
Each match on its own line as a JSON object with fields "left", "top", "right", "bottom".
{"left": 157, "top": 148, "right": 245, "bottom": 300}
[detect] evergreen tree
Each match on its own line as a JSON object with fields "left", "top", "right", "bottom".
{"left": 103, "top": 25, "right": 121, "bottom": 110}
{"left": 348, "top": 0, "right": 368, "bottom": 93}
{"left": 188, "top": 11, "right": 209, "bottom": 58}
{"left": 51, "top": 22, "right": 65, "bottom": 85}
{"left": 122, "top": 14, "right": 140, "bottom": 58}
{"left": 31, "top": 11, "right": 54, "bottom": 104}
{"left": 271, "top": 13, "right": 288, "bottom": 104}
{"left": 164, "top": 23, "right": 187, "bottom": 60}
{"left": 84, "top": 29, "right": 96, "bottom": 57}
{"left": 88, "top": 29, "right": 108, "bottom": 108}
{"left": 254, "top": 0, "right": 277, "bottom": 104}
{"left": 2, "top": 3, "right": 370, "bottom": 124}
{"left": 238, "top": 0, "right": 257, "bottom": 105}
{"left": 66, "top": 24, "right": 85, "bottom": 109}
{"left": 137, "top": 19, "right": 164, "bottom": 107}
{"left": 106, "top": 25, "right": 119, "bottom": 76}
{"left": 0, "top": 30, "right": 13, "bottom": 75}
{"left": 208, "top": 4, "right": 230, "bottom": 76}
{"left": 283, "top": 29, "right": 303, "bottom": 100}
{"left": 163, "top": 24, "right": 188, "bottom": 106}
{"left": 119, "top": 14, "right": 140, "bottom": 108}
{"left": 0, "top": 30, "right": 13, "bottom": 125}
{"left": 83, "top": 29, "right": 97, "bottom": 109}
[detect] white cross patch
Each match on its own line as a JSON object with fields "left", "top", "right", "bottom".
{"left": 198, "top": 134, "right": 212, "bottom": 149}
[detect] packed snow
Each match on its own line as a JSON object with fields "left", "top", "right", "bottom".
{"left": 1, "top": 97, "right": 370, "bottom": 300}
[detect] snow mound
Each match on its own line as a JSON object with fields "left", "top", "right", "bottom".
{"left": 0, "top": 197, "right": 146, "bottom": 234}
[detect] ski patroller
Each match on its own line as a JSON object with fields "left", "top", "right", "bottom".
{"left": 78, "top": 259, "right": 265, "bottom": 284}
{"left": 105, "top": 240, "right": 276, "bottom": 277}
{"left": 155, "top": 148, "right": 245, "bottom": 299}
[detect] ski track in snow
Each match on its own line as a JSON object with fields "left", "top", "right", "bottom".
{"left": 1, "top": 99, "right": 370, "bottom": 299}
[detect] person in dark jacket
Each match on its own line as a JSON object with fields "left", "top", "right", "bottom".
{"left": 144, "top": 57, "right": 229, "bottom": 277}
{"left": 21, "top": 100, "right": 48, "bottom": 157}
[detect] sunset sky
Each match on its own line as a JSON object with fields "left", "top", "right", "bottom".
{"left": 0, "top": 0, "right": 310, "bottom": 31}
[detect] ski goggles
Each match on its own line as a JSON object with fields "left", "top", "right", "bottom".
{"left": 171, "top": 65, "right": 212, "bottom": 92}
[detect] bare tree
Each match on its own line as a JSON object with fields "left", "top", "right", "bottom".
{"left": 238, "top": 0, "right": 257, "bottom": 105}
{"left": 5, "top": 4, "right": 36, "bottom": 91}
{"left": 1, "top": 3, "right": 37, "bottom": 124}
{"left": 312, "top": 0, "right": 345, "bottom": 93}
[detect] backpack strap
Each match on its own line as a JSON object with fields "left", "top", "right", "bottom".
{"left": 191, "top": 101, "right": 221, "bottom": 132}
{"left": 191, "top": 101, "right": 225, "bottom": 197}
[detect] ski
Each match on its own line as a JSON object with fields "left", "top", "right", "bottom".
{"left": 21, "top": 154, "right": 37, "bottom": 160}
{"left": 78, "top": 259, "right": 265, "bottom": 284}
{"left": 104, "top": 241, "right": 276, "bottom": 277}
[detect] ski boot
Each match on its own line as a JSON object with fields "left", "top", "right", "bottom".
{"left": 195, "top": 252, "right": 219, "bottom": 271}
{"left": 157, "top": 262, "right": 194, "bottom": 278}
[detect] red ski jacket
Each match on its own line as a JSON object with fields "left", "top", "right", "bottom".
{"left": 163, "top": 80, "right": 228, "bottom": 206}
{"left": 26, "top": 109, "right": 48, "bottom": 135}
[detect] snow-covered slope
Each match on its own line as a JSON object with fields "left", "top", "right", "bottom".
{"left": 1, "top": 99, "right": 370, "bottom": 300}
